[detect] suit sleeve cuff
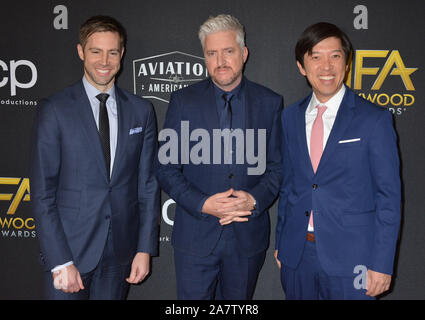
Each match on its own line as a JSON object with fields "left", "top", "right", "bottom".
{"left": 197, "top": 195, "right": 209, "bottom": 219}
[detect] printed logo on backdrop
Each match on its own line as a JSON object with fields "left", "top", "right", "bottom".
{"left": 133, "top": 51, "right": 208, "bottom": 103}
{"left": 346, "top": 50, "right": 418, "bottom": 115}
{"left": 159, "top": 198, "right": 175, "bottom": 244}
{"left": 0, "top": 59, "right": 38, "bottom": 107}
{"left": 0, "top": 177, "right": 36, "bottom": 239}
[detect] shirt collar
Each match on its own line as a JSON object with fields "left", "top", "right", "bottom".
{"left": 307, "top": 85, "right": 346, "bottom": 115}
{"left": 212, "top": 76, "right": 245, "bottom": 101}
{"left": 82, "top": 75, "right": 116, "bottom": 103}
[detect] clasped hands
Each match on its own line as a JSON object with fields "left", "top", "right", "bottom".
{"left": 202, "top": 188, "right": 256, "bottom": 225}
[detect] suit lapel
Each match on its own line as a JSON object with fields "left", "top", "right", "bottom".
{"left": 202, "top": 79, "right": 220, "bottom": 130}
{"left": 317, "top": 88, "right": 355, "bottom": 174}
{"left": 296, "top": 94, "right": 315, "bottom": 177}
{"left": 244, "top": 80, "right": 257, "bottom": 129}
{"left": 73, "top": 82, "right": 110, "bottom": 183}
{"left": 110, "top": 87, "right": 130, "bottom": 182}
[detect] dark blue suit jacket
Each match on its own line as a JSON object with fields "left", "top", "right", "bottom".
{"left": 30, "top": 81, "right": 159, "bottom": 273}
{"left": 276, "top": 86, "right": 401, "bottom": 277}
{"left": 156, "top": 77, "right": 283, "bottom": 258}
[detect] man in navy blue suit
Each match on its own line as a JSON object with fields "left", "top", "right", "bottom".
{"left": 156, "top": 14, "right": 283, "bottom": 299}
{"left": 30, "top": 16, "right": 159, "bottom": 299}
{"left": 275, "top": 22, "right": 401, "bottom": 299}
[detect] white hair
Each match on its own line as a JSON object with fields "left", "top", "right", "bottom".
{"left": 198, "top": 14, "right": 245, "bottom": 50}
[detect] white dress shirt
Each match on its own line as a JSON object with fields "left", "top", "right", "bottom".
{"left": 51, "top": 77, "right": 118, "bottom": 273}
{"left": 83, "top": 76, "right": 118, "bottom": 176}
{"left": 305, "top": 85, "right": 346, "bottom": 232}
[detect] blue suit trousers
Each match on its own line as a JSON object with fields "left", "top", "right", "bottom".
{"left": 44, "top": 226, "right": 131, "bottom": 300}
{"left": 281, "top": 240, "right": 374, "bottom": 300}
{"left": 174, "top": 226, "right": 266, "bottom": 300}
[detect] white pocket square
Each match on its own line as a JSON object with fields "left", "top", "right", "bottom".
{"left": 338, "top": 138, "right": 361, "bottom": 144}
{"left": 129, "top": 127, "right": 143, "bottom": 135}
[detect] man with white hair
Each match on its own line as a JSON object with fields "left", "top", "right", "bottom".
{"left": 156, "top": 14, "right": 283, "bottom": 299}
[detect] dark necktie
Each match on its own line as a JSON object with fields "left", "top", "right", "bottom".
{"left": 220, "top": 93, "right": 234, "bottom": 164}
{"left": 96, "top": 93, "right": 110, "bottom": 178}
{"left": 220, "top": 93, "right": 233, "bottom": 130}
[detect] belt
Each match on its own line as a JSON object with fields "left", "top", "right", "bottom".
{"left": 307, "top": 232, "right": 315, "bottom": 243}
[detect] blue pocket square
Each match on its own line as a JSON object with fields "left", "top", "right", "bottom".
{"left": 129, "top": 127, "right": 143, "bottom": 135}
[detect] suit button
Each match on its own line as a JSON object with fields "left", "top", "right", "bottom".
{"left": 105, "top": 215, "right": 110, "bottom": 220}
{"left": 305, "top": 211, "right": 309, "bottom": 216}
{"left": 312, "top": 184, "right": 318, "bottom": 190}
{"left": 228, "top": 173, "right": 234, "bottom": 179}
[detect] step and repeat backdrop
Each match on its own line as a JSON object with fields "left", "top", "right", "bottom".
{"left": 0, "top": 0, "right": 424, "bottom": 299}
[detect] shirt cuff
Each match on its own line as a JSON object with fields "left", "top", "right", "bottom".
{"left": 51, "top": 261, "right": 74, "bottom": 273}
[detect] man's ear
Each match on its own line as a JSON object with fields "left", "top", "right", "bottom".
{"left": 77, "top": 44, "right": 85, "bottom": 61}
{"left": 242, "top": 46, "right": 248, "bottom": 63}
{"left": 296, "top": 60, "right": 307, "bottom": 77}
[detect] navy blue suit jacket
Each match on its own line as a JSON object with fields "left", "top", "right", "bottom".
{"left": 156, "top": 78, "right": 283, "bottom": 258}
{"left": 30, "top": 81, "right": 159, "bottom": 273}
{"left": 276, "top": 86, "right": 401, "bottom": 277}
